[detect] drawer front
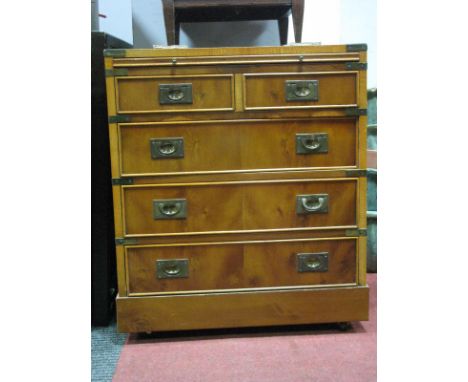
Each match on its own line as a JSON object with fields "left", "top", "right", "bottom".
{"left": 119, "top": 119, "right": 356, "bottom": 176}
{"left": 126, "top": 238, "right": 357, "bottom": 295}
{"left": 116, "top": 74, "right": 234, "bottom": 113}
{"left": 244, "top": 72, "right": 357, "bottom": 110}
{"left": 122, "top": 179, "right": 357, "bottom": 236}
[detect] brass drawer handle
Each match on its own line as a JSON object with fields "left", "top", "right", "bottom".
{"left": 296, "top": 133, "right": 328, "bottom": 154}
{"left": 159, "top": 141, "right": 177, "bottom": 154}
{"left": 302, "top": 196, "right": 325, "bottom": 212}
{"left": 297, "top": 252, "right": 328, "bottom": 272}
{"left": 156, "top": 259, "right": 189, "bottom": 279}
{"left": 168, "top": 89, "right": 185, "bottom": 101}
{"left": 153, "top": 199, "right": 187, "bottom": 220}
{"left": 295, "top": 86, "right": 311, "bottom": 97}
{"left": 159, "top": 202, "right": 181, "bottom": 216}
{"left": 150, "top": 137, "right": 184, "bottom": 159}
{"left": 285, "top": 80, "right": 319, "bottom": 102}
{"left": 302, "top": 138, "right": 320, "bottom": 151}
{"left": 163, "top": 264, "right": 181, "bottom": 275}
{"left": 296, "top": 194, "right": 329, "bottom": 214}
{"left": 159, "top": 83, "right": 193, "bottom": 105}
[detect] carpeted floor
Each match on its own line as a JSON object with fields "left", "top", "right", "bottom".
{"left": 91, "top": 320, "right": 127, "bottom": 382}
{"left": 112, "top": 274, "right": 376, "bottom": 382}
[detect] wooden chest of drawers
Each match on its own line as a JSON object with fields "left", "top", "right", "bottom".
{"left": 104, "top": 44, "right": 369, "bottom": 333}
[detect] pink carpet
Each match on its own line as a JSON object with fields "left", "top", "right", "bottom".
{"left": 113, "top": 274, "right": 376, "bottom": 382}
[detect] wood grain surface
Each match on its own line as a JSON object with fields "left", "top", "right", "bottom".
{"left": 116, "top": 285, "right": 369, "bottom": 332}
{"left": 116, "top": 74, "right": 234, "bottom": 113}
{"left": 243, "top": 72, "right": 357, "bottom": 110}
{"left": 119, "top": 118, "right": 356, "bottom": 176}
{"left": 126, "top": 238, "right": 357, "bottom": 295}
{"left": 122, "top": 179, "right": 357, "bottom": 236}
{"left": 105, "top": 44, "right": 369, "bottom": 332}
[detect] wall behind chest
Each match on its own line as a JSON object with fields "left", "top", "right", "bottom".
{"left": 128, "top": 0, "right": 376, "bottom": 88}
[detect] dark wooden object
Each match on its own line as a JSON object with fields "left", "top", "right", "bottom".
{"left": 162, "top": 0, "right": 305, "bottom": 45}
{"left": 91, "top": 32, "right": 131, "bottom": 326}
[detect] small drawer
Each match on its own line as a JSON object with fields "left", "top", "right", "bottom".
{"left": 122, "top": 178, "right": 357, "bottom": 237}
{"left": 243, "top": 72, "right": 357, "bottom": 111}
{"left": 115, "top": 74, "right": 234, "bottom": 114}
{"left": 125, "top": 238, "right": 357, "bottom": 295}
{"left": 119, "top": 118, "right": 357, "bottom": 176}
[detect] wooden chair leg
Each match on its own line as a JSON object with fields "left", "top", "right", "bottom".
{"left": 162, "top": 0, "right": 177, "bottom": 45}
{"left": 278, "top": 16, "right": 289, "bottom": 45}
{"left": 291, "top": 0, "right": 304, "bottom": 43}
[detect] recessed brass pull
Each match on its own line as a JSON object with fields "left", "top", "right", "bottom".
{"left": 153, "top": 199, "right": 187, "bottom": 220}
{"left": 296, "top": 194, "right": 329, "bottom": 214}
{"left": 156, "top": 259, "right": 189, "bottom": 279}
{"left": 168, "top": 89, "right": 185, "bottom": 101}
{"left": 159, "top": 142, "right": 176, "bottom": 154}
{"left": 303, "top": 139, "right": 320, "bottom": 150}
{"left": 305, "top": 258, "right": 322, "bottom": 270}
{"left": 297, "top": 253, "right": 329, "bottom": 273}
{"left": 301, "top": 196, "right": 324, "bottom": 211}
{"left": 163, "top": 264, "right": 181, "bottom": 275}
{"left": 285, "top": 80, "right": 319, "bottom": 101}
{"left": 159, "top": 83, "right": 193, "bottom": 104}
{"left": 295, "top": 86, "right": 311, "bottom": 97}
{"left": 159, "top": 203, "right": 181, "bottom": 216}
{"left": 296, "top": 133, "right": 328, "bottom": 154}
{"left": 150, "top": 137, "right": 184, "bottom": 159}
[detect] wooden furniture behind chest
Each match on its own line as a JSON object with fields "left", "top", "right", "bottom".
{"left": 162, "top": 0, "right": 304, "bottom": 45}
{"left": 104, "top": 44, "right": 369, "bottom": 333}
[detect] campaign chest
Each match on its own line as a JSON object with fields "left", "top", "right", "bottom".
{"left": 104, "top": 44, "right": 369, "bottom": 333}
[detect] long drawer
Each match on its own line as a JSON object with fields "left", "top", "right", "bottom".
{"left": 122, "top": 178, "right": 357, "bottom": 237}
{"left": 125, "top": 238, "right": 357, "bottom": 295}
{"left": 119, "top": 118, "right": 357, "bottom": 176}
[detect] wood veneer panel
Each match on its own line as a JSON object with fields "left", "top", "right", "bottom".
{"left": 123, "top": 179, "right": 357, "bottom": 236}
{"left": 116, "top": 75, "right": 234, "bottom": 114}
{"left": 116, "top": 286, "right": 369, "bottom": 332}
{"left": 126, "top": 238, "right": 356, "bottom": 294}
{"left": 119, "top": 118, "right": 356, "bottom": 176}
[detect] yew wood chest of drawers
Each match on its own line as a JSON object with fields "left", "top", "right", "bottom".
{"left": 104, "top": 44, "right": 369, "bottom": 333}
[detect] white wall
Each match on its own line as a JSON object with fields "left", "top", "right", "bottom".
{"left": 299, "top": 0, "right": 376, "bottom": 87}
{"left": 95, "top": 0, "right": 133, "bottom": 44}
{"left": 129, "top": 0, "right": 376, "bottom": 86}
